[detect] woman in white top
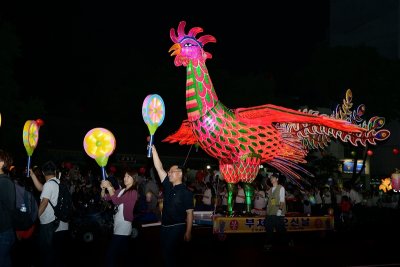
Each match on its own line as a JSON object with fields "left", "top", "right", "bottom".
{"left": 101, "top": 169, "right": 138, "bottom": 267}
{"left": 235, "top": 183, "right": 246, "bottom": 214}
{"left": 252, "top": 184, "right": 267, "bottom": 216}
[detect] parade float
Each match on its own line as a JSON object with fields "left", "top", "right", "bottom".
{"left": 162, "top": 21, "right": 390, "bottom": 218}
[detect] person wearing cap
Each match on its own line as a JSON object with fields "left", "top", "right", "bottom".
{"left": 264, "top": 174, "right": 287, "bottom": 251}
{"left": 151, "top": 145, "right": 194, "bottom": 267}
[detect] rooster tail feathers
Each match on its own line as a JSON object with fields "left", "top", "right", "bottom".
{"left": 268, "top": 158, "right": 313, "bottom": 189}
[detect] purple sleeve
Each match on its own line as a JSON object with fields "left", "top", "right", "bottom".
{"left": 107, "top": 189, "right": 138, "bottom": 222}
{"left": 103, "top": 188, "right": 121, "bottom": 202}
{"left": 123, "top": 190, "right": 138, "bottom": 222}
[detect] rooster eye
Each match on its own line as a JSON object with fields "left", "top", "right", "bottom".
{"left": 184, "top": 43, "right": 199, "bottom": 48}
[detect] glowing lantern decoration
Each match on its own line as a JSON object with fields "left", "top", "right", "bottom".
{"left": 163, "top": 21, "right": 391, "bottom": 216}
{"left": 63, "top": 161, "right": 73, "bottom": 170}
{"left": 379, "top": 177, "right": 392, "bottom": 193}
{"left": 23, "top": 120, "right": 40, "bottom": 177}
{"left": 391, "top": 169, "right": 400, "bottom": 192}
{"left": 83, "top": 127, "right": 116, "bottom": 180}
{"left": 142, "top": 94, "right": 165, "bottom": 158}
{"left": 36, "top": 118, "right": 44, "bottom": 127}
{"left": 393, "top": 148, "right": 399, "bottom": 155}
{"left": 109, "top": 165, "right": 117, "bottom": 174}
{"left": 367, "top": 150, "right": 373, "bottom": 156}
{"left": 351, "top": 151, "right": 356, "bottom": 157}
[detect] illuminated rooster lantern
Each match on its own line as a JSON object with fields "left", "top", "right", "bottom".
{"left": 163, "top": 21, "right": 391, "bottom": 215}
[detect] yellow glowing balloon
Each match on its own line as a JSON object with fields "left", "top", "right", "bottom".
{"left": 83, "top": 128, "right": 116, "bottom": 167}
{"left": 23, "top": 120, "right": 39, "bottom": 156}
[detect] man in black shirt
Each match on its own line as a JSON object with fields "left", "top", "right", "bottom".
{"left": 151, "top": 145, "right": 194, "bottom": 267}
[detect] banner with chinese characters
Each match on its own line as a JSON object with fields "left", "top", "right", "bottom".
{"left": 213, "top": 215, "right": 334, "bottom": 234}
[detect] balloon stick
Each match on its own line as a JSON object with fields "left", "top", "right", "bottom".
{"left": 147, "top": 135, "right": 154, "bottom": 157}
{"left": 101, "top": 166, "right": 106, "bottom": 181}
{"left": 26, "top": 156, "right": 31, "bottom": 177}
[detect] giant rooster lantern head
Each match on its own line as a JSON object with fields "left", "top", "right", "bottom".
{"left": 164, "top": 21, "right": 390, "bottom": 215}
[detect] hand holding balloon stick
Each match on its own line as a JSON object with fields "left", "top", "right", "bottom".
{"left": 142, "top": 94, "right": 165, "bottom": 157}
{"left": 23, "top": 119, "right": 43, "bottom": 177}
{"left": 83, "top": 128, "right": 116, "bottom": 180}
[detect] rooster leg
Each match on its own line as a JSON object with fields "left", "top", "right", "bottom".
{"left": 226, "top": 183, "right": 237, "bottom": 216}
{"left": 243, "top": 182, "right": 255, "bottom": 214}
{"left": 219, "top": 161, "right": 241, "bottom": 216}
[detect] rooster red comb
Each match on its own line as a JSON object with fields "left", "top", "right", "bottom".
{"left": 170, "top": 21, "right": 216, "bottom": 48}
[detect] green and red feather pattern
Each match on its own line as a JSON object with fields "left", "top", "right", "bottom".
{"left": 164, "top": 21, "right": 390, "bottom": 187}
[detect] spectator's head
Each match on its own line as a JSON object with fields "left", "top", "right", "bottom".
{"left": 269, "top": 174, "right": 279, "bottom": 185}
{"left": 42, "top": 161, "right": 57, "bottom": 177}
{"left": 124, "top": 168, "right": 138, "bottom": 190}
{"left": 168, "top": 165, "right": 184, "bottom": 185}
{"left": 0, "top": 149, "right": 13, "bottom": 174}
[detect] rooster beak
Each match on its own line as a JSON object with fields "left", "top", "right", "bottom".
{"left": 169, "top": 43, "right": 181, "bottom": 56}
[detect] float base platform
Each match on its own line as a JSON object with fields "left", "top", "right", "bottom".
{"left": 212, "top": 213, "right": 334, "bottom": 234}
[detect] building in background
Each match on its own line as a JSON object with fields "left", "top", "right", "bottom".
{"left": 328, "top": 0, "right": 400, "bottom": 185}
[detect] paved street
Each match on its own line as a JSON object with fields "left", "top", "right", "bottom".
{"left": 13, "top": 207, "right": 400, "bottom": 267}
{"left": 72, "top": 225, "right": 399, "bottom": 267}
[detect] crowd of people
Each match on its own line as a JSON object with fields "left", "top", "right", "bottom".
{"left": 1, "top": 147, "right": 397, "bottom": 266}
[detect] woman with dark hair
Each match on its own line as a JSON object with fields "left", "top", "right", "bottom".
{"left": 0, "top": 149, "right": 15, "bottom": 267}
{"left": 101, "top": 168, "right": 138, "bottom": 267}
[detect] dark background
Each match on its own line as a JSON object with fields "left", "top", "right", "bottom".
{"left": 1, "top": 1, "right": 398, "bottom": 164}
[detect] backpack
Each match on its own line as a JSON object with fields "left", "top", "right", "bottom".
{"left": 13, "top": 182, "right": 38, "bottom": 231}
{"left": 49, "top": 180, "right": 73, "bottom": 222}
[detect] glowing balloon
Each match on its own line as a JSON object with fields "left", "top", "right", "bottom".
{"left": 23, "top": 120, "right": 39, "bottom": 156}
{"left": 36, "top": 118, "right": 44, "bottom": 127}
{"left": 83, "top": 128, "right": 116, "bottom": 168}
{"left": 23, "top": 120, "right": 40, "bottom": 177}
{"left": 109, "top": 165, "right": 117, "bottom": 174}
{"left": 393, "top": 148, "right": 399, "bottom": 155}
{"left": 142, "top": 94, "right": 165, "bottom": 157}
{"left": 367, "top": 150, "right": 373, "bottom": 156}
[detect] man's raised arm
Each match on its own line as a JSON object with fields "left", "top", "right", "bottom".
{"left": 151, "top": 145, "right": 167, "bottom": 183}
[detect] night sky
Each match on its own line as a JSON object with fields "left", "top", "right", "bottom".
{"left": 3, "top": 1, "right": 330, "bottom": 157}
